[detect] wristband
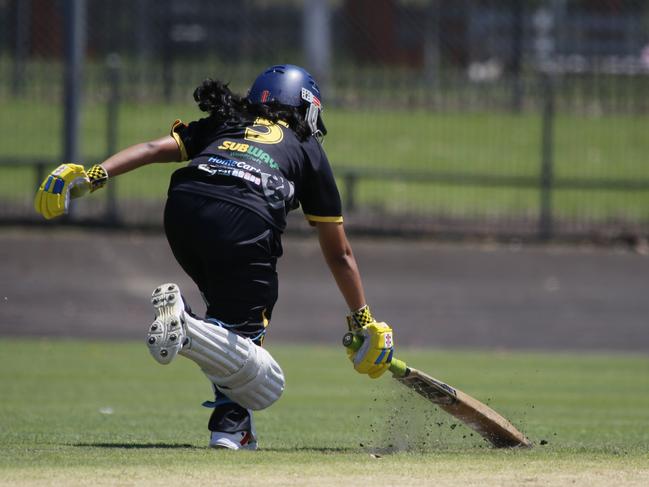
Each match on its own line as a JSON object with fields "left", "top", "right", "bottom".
{"left": 348, "top": 305, "right": 375, "bottom": 330}
{"left": 86, "top": 164, "right": 108, "bottom": 192}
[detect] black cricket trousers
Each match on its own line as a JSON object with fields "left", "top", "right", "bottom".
{"left": 163, "top": 190, "right": 282, "bottom": 343}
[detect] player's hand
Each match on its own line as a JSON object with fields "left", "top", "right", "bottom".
{"left": 34, "top": 163, "right": 107, "bottom": 219}
{"left": 346, "top": 306, "right": 394, "bottom": 379}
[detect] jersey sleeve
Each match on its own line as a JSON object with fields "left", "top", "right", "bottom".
{"left": 300, "top": 141, "right": 343, "bottom": 225}
{"left": 170, "top": 117, "right": 215, "bottom": 161}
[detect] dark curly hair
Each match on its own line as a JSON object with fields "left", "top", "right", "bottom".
{"left": 193, "top": 79, "right": 312, "bottom": 141}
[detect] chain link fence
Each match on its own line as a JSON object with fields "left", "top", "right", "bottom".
{"left": 1, "top": 0, "right": 648, "bottom": 240}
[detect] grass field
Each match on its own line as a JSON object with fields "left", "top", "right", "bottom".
{"left": 3, "top": 99, "right": 649, "bottom": 220}
{"left": 0, "top": 339, "right": 647, "bottom": 486}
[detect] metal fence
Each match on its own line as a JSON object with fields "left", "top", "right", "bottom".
{"left": 1, "top": 0, "right": 649, "bottom": 240}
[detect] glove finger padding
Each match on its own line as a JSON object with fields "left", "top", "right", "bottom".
{"left": 33, "top": 189, "right": 50, "bottom": 219}
{"left": 45, "top": 182, "right": 66, "bottom": 219}
{"left": 34, "top": 164, "right": 91, "bottom": 220}
{"left": 351, "top": 322, "right": 394, "bottom": 379}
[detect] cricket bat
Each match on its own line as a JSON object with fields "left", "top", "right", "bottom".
{"left": 343, "top": 333, "right": 532, "bottom": 448}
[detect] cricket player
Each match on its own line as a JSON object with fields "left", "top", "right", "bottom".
{"left": 34, "top": 65, "right": 394, "bottom": 450}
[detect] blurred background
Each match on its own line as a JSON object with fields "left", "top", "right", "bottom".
{"left": 1, "top": 0, "right": 648, "bottom": 240}
{"left": 2, "top": 6, "right": 648, "bottom": 469}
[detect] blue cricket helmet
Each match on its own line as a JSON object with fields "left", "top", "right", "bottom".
{"left": 247, "top": 64, "right": 327, "bottom": 138}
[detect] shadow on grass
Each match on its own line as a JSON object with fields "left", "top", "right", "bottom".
{"left": 73, "top": 443, "right": 199, "bottom": 449}
{"left": 257, "top": 447, "right": 357, "bottom": 453}
{"left": 74, "top": 443, "right": 357, "bottom": 453}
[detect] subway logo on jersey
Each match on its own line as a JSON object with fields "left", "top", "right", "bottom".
{"left": 218, "top": 141, "right": 279, "bottom": 169}
{"left": 217, "top": 118, "right": 289, "bottom": 169}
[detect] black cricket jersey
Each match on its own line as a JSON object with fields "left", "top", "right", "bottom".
{"left": 168, "top": 116, "right": 343, "bottom": 232}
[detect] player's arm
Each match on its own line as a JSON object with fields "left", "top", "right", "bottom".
{"left": 34, "top": 135, "right": 180, "bottom": 220}
{"left": 316, "top": 221, "right": 366, "bottom": 311}
{"left": 316, "top": 221, "right": 394, "bottom": 378}
{"left": 100, "top": 135, "right": 181, "bottom": 177}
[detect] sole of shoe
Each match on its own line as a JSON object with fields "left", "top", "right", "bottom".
{"left": 146, "top": 283, "right": 186, "bottom": 365}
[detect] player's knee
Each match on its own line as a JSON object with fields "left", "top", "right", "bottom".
{"left": 180, "top": 317, "right": 284, "bottom": 410}
{"left": 214, "top": 345, "right": 285, "bottom": 410}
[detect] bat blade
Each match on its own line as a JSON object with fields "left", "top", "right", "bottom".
{"left": 341, "top": 332, "right": 531, "bottom": 448}
{"left": 396, "top": 368, "right": 532, "bottom": 448}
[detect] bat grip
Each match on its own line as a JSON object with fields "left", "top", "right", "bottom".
{"left": 342, "top": 332, "right": 409, "bottom": 378}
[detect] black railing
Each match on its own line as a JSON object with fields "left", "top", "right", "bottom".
{"left": 6, "top": 157, "right": 649, "bottom": 240}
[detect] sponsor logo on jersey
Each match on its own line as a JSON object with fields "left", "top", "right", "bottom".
{"left": 198, "top": 162, "right": 262, "bottom": 186}
{"left": 217, "top": 141, "right": 279, "bottom": 169}
{"left": 199, "top": 157, "right": 295, "bottom": 211}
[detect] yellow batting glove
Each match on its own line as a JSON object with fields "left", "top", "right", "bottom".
{"left": 346, "top": 306, "right": 394, "bottom": 379}
{"left": 34, "top": 163, "right": 108, "bottom": 220}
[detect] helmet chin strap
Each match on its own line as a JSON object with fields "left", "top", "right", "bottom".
{"left": 305, "top": 103, "right": 322, "bottom": 140}
{"left": 301, "top": 87, "right": 324, "bottom": 141}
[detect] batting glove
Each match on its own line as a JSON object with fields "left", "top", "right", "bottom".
{"left": 346, "top": 305, "right": 394, "bottom": 379}
{"left": 34, "top": 163, "right": 108, "bottom": 219}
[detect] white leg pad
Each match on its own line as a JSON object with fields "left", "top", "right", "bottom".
{"left": 180, "top": 317, "right": 284, "bottom": 410}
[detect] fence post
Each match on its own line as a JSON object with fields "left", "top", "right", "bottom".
{"left": 539, "top": 74, "right": 555, "bottom": 240}
{"left": 105, "top": 54, "right": 122, "bottom": 225}
{"left": 63, "top": 0, "right": 86, "bottom": 164}
{"left": 303, "top": 0, "right": 331, "bottom": 92}
{"left": 162, "top": 15, "right": 173, "bottom": 102}
{"left": 12, "top": 0, "right": 30, "bottom": 96}
{"left": 510, "top": 0, "right": 524, "bottom": 113}
{"left": 344, "top": 170, "right": 357, "bottom": 213}
{"left": 35, "top": 162, "right": 46, "bottom": 193}
{"left": 423, "top": 0, "right": 440, "bottom": 87}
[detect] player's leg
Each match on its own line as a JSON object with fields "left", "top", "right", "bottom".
{"left": 146, "top": 281, "right": 284, "bottom": 405}
{"left": 203, "top": 387, "right": 258, "bottom": 450}
{"left": 160, "top": 192, "right": 283, "bottom": 449}
{"left": 145, "top": 282, "right": 282, "bottom": 450}
{"left": 179, "top": 311, "right": 284, "bottom": 409}
{"left": 188, "top": 205, "right": 282, "bottom": 448}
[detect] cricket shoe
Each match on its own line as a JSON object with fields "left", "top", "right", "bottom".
{"left": 209, "top": 431, "right": 258, "bottom": 451}
{"left": 207, "top": 402, "right": 258, "bottom": 451}
{"left": 147, "top": 283, "right": 187, "bottom": 365}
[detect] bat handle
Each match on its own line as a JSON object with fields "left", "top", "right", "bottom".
{"left": 342, "top": 332, "right": 409, "bottom": 378}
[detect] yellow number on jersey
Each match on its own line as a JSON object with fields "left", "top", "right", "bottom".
{"left": 244, "top": 118, "right": 286, "bottom": 145}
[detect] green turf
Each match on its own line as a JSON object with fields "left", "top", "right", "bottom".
{"left": 0, "top": 339, "right": 647, "bottom": 485}
{"left": 3, "top": 99, "right": 649, "bottom": 220}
